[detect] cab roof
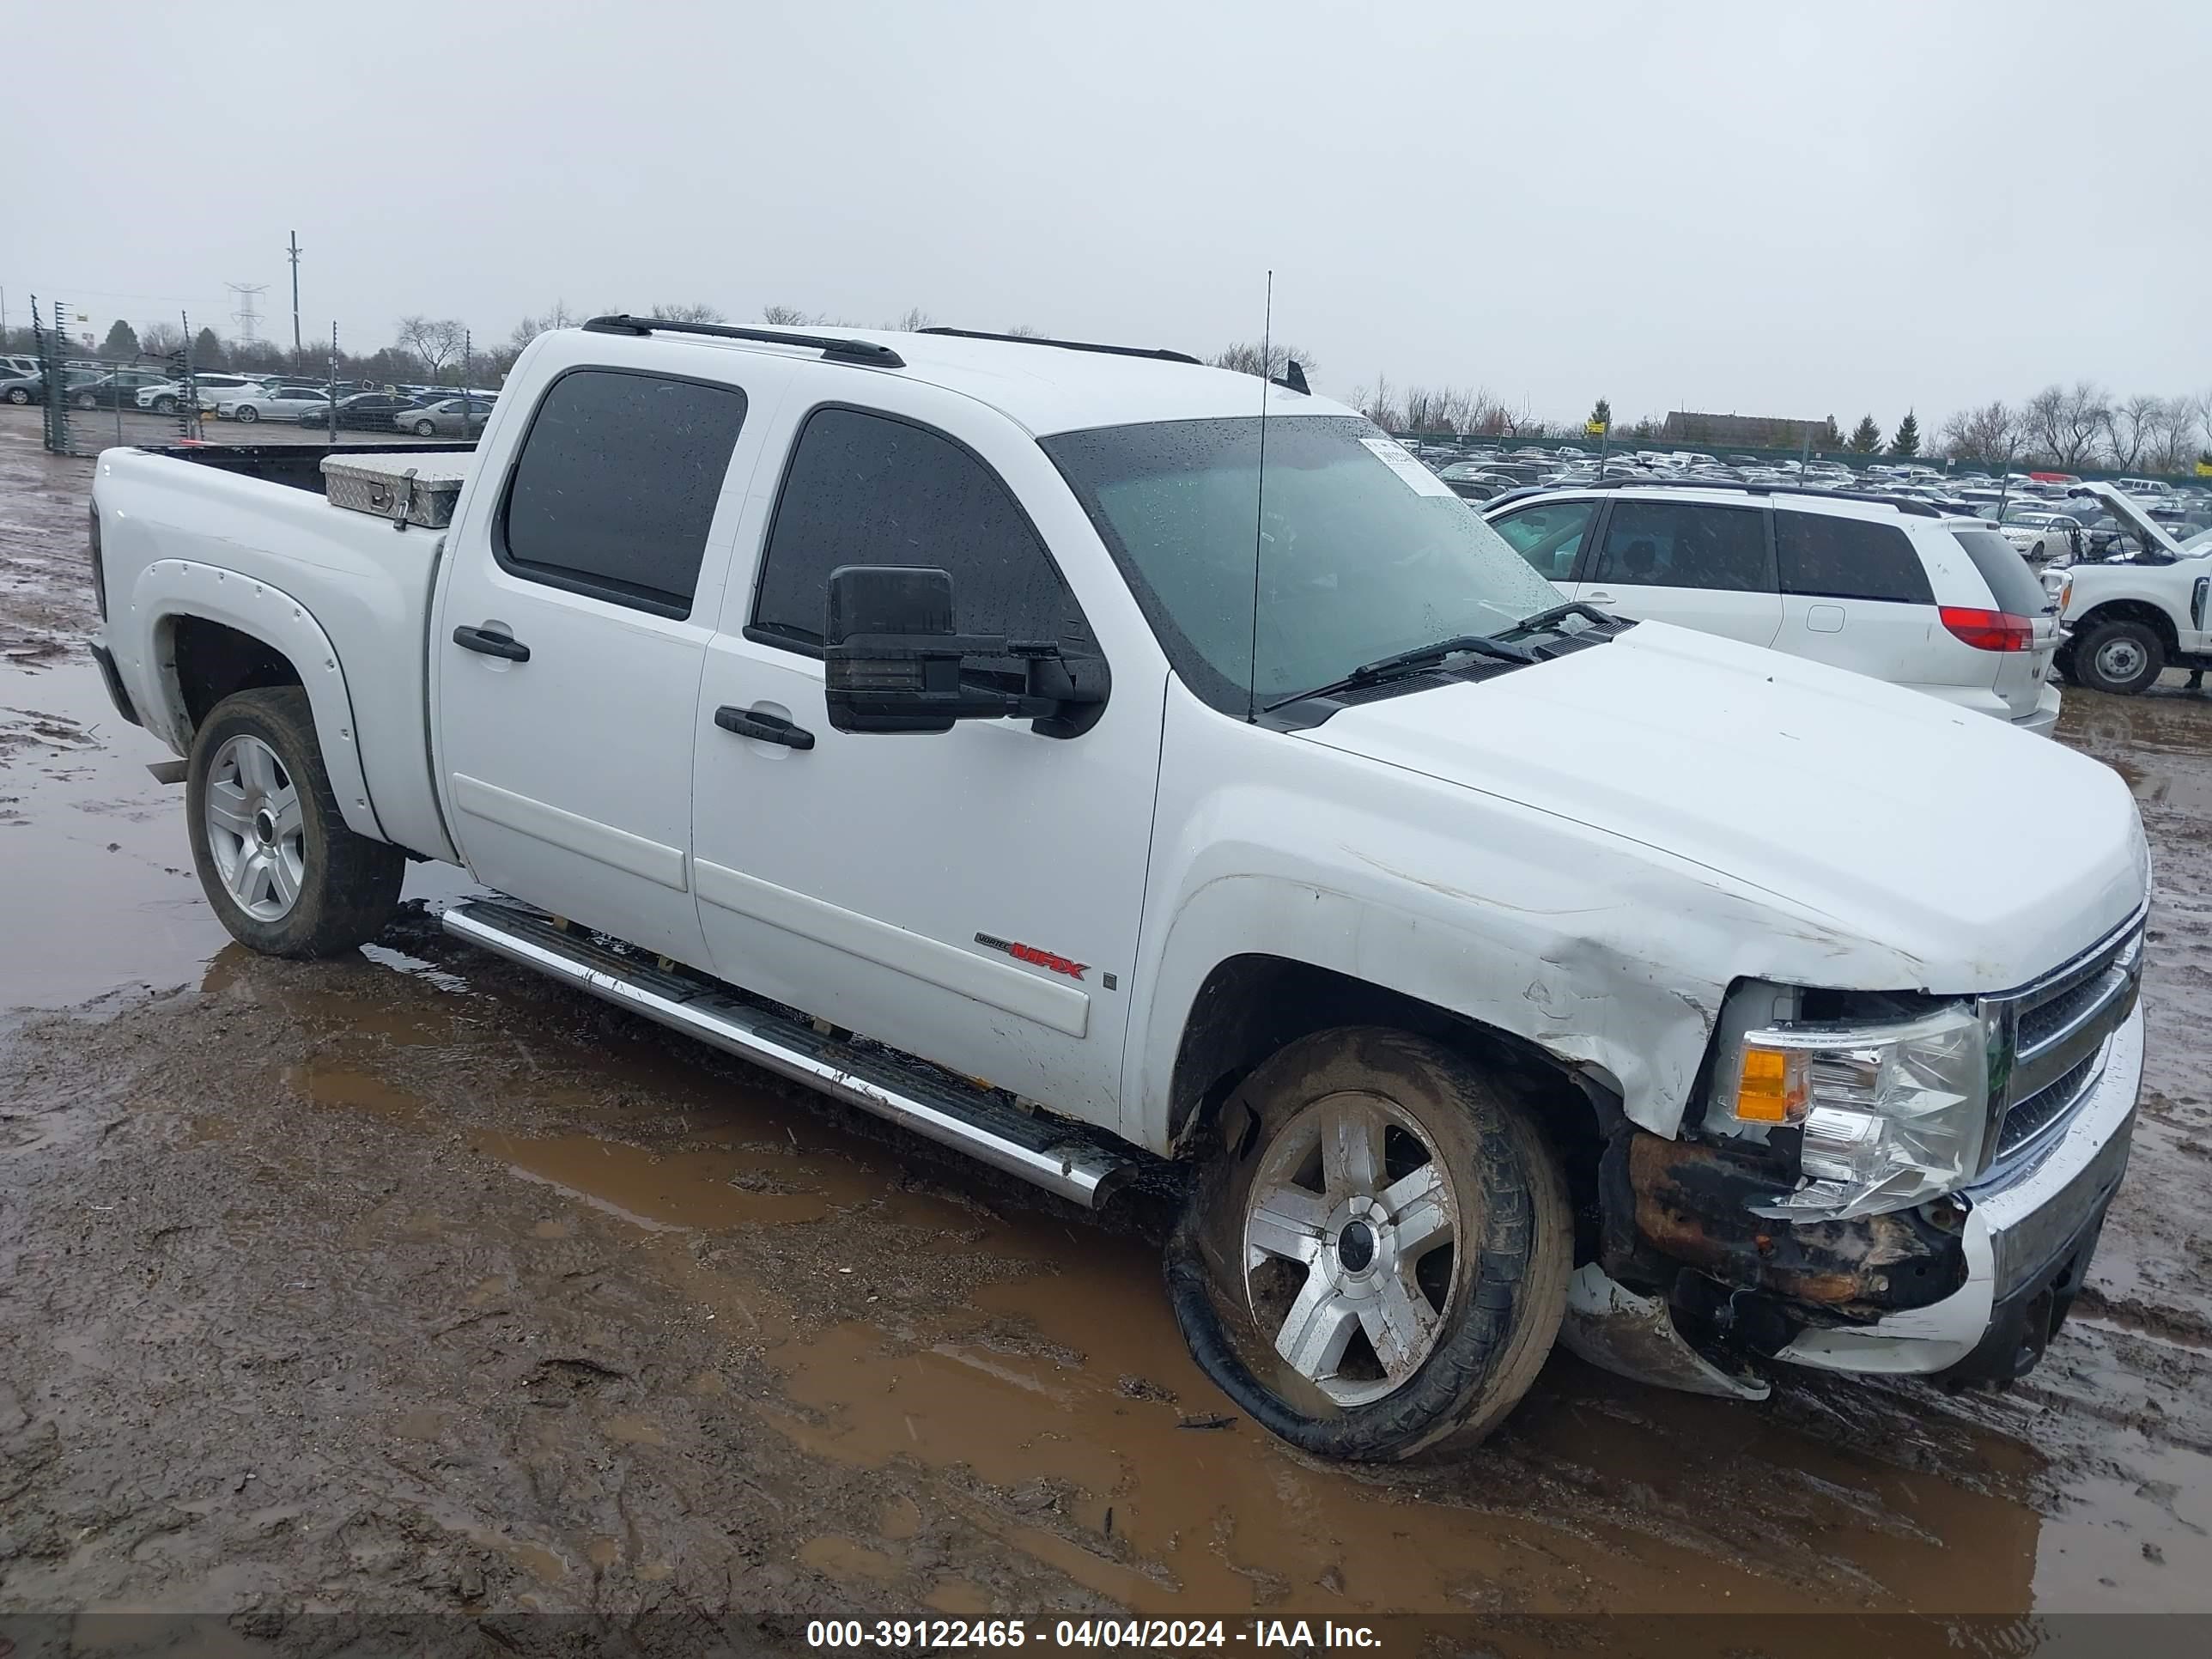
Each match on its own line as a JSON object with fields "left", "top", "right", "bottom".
{"left": 558, "top": 319, "right": 1354, "bottom": 437}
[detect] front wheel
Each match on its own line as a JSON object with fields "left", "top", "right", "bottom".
{"left": 152, "top": 395, "right": 178, "bottom": 415}
{"left": 73, "top": 391, "right": 97, "bottom": 410}
{"left": 234, "top": 404, "right": 259, "bottom": 423}
{"left": 185, "top": 686, "right": 405, "bottom": 957}
{"left": 1167, "top": 1027, "right": 1571, "bottom": 1461}
{"left": 2074, "top": 618, "right": 2165, "bottom": 696}
{"left": 414, "top": 419, "right": 436, "bottom": 436}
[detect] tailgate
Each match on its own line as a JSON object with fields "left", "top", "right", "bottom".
{"left": 1952, "top": 524, "right": 2063, "bottom": 720}
{"left": 1994, "top": 615, "right": 2060, "bottom": 720}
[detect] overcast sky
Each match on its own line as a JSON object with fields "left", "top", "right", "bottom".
{"left": 13, "top": 0, "right": 2206, "bottom": 428}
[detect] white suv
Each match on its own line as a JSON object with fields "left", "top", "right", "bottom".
{"left": 1486, "top": 483, "right": 2063, "bottom": 735}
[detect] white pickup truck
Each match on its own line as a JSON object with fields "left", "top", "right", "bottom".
{"left": 2053, "top": 481, "right": 2212, "bottom": 694}
{"left": 87, "top": 318, "right": 2150, "bottom": 1461}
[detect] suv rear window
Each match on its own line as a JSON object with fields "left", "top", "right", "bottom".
{"left": 1950, "top": 527, "right": 2053, "bottom": 615}
{"left": 1775, "top": 512, "right": 1934, "bottom": 604}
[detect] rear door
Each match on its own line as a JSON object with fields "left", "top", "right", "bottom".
{"left": 434, "top": 357, "right": 791, "bottom": 966}
{"left": 1771, "top": 508, "right": 1941, "bottom": 684}
{"left": 1573, "top": 497, "right": 1782, "bottom": 646}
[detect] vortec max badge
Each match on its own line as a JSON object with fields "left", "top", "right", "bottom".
{"left": 975, "top": 932, "right": 1089, "bottom": 981}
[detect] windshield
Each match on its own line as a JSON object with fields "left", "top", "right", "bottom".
{"left": 1041, "top": 415, "right": 1563, "bottom": 713}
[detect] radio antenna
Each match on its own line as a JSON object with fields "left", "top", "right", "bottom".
{"left": 1244, "top": 270, "right": 1273, "bottom": 724}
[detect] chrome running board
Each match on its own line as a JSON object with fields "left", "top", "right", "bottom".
{"left": 440, "top": 897, "right": 1137, "bottom": 1209}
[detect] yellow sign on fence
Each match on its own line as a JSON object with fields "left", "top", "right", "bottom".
{"left": 1586, "top": 420, "right": 1608, "bottom": 437}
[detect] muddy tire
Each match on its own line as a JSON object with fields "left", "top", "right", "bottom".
{"left": 2073, "top": 619, "right": 2164, "bottom": 696}
{"left": 185, "top": 687, "right": 404, "bottom": 958}
{"left": 1167, "top": 1027, "right": 1571, "bottom": 1462}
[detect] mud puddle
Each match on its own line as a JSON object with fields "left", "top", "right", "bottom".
{"left": 94, "top": 938, "right": 2185, "bottom": 1619}
{"left": 0, "top": 655, "right": 471, "bottom": 1015}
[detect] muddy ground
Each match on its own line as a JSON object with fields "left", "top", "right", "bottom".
{"left": 5, "top": 407, "right": 2212, "bottom": 1650}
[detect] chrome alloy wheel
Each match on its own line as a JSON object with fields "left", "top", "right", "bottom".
{"left": 204, "top": 733, "right": 305, "bottom": 920}
{"left": 1241, "top": 1091, "right": 1462, "bottom": 1406}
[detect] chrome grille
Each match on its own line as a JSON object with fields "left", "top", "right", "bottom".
{"left": 1979, "top": 908, "right": 2147, "bottom": 1172}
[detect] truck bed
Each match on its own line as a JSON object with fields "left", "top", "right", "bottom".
{"left": 92, "top": 443, "right": 480, "bottom": 865}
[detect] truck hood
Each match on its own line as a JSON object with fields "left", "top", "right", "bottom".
{"left": 1296, "top": 621, "right": 2148, "bottom": 993}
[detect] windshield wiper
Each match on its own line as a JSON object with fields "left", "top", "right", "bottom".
{"left": 1265, "top": 632, "right": 1539, "bottom": 712}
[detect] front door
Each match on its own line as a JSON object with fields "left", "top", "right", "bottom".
{"left": 690, "top": 381, "right": 1164, "bottom": 1127}
{"left": 1572, "top": 497, "right": 1782, "bottom": 647}
{"left": 435, "top": 361, "right": 776, "bottom": 966}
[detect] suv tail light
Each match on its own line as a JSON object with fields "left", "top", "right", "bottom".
{"left": 1939, "top": 606, "right": 2034, "bottom": 652}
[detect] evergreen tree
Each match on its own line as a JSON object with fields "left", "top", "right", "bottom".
{"left": 100, "top": 319, "right": 140, "bottom": 360}
{"left": 1888, "top": 410, "right": 1921, "bottom": 457}
{"left": 1589, "top": 397, "right": 1612, "bottom": 429}
{"left": 1848, "top": 414, "right": 1883, "bottom": 453}
{"left": 191, "top": 326, "right": 228, "bottom": 369}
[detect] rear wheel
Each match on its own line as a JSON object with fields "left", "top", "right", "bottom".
{"left": 2074, "top": 618, "right": 2164, "bottom": 696}
{"left": 1167, "top": 1027, "right": 1571, "bottom": 1461}
{"left": 185, "top": 687, "right": 405, "bottom": 958}
{"left": 4, "top": 387, "right": 28, "bottom": 405}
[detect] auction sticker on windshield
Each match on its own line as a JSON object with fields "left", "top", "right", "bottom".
{"left": 1358, "top": 436, "right": 1455, "bottom": 497}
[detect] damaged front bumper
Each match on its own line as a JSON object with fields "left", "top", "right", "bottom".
{"left": 1591, "top": 1002, "right": 2142, "bottom": 1386}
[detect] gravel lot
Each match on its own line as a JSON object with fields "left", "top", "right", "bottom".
{"left": 4, "top": 407, "right": 2211, "bottom": 1650}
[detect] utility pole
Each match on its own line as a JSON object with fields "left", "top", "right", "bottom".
{"left": 287, "top": 232, "right": 303, "bottom": 367}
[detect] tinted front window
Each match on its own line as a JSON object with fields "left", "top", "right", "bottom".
{"left": 497, "top": 368, "right": 747, "bottom": 616}
{"left": 1592, "top": 501, "right": 1771, "bottom": 592}
{"left": 1042, "top": 416, "right": 1561, "bottom": 712}
{"left": 1775, "top": 512, "right": 1933, "bottom": 603}
{"left": 1951, "top": 527, "right": 2055, "bottom": 615}
{"left": 753, "top": 406, "right": 1081, "bottom": 668}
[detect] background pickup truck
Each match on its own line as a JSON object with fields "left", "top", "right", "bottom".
{"left": 87, "top": 316, "right": 2152, "bottom": 1462}
{"left": 2053, "top": 481, "right": 2212, "bottom": 694}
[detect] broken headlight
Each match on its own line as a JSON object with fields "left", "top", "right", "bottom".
{"left": 1711, "top": 986, "right": 1991, "bottom": 1222}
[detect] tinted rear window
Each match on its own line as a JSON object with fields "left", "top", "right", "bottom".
{"left": 1775, "top": 512, "right": 1934, "bottom": 604}
{"left": 1950, "top": 527, "right": 2053, "bottom": 615}
{"left": 497, "top": 368, "right": 747, "bottom": 617}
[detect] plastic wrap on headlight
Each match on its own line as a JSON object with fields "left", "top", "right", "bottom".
{"left": 1717, "top": 1002, "right": 1991, "bottom": 1221}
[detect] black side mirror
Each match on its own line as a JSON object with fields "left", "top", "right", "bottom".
{"left": 821, "top": 566, "right": 1107, "bottom": 737}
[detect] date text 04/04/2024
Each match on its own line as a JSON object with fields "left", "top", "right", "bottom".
{"left": 803, "top": 1618, "right": 1384, "bottom": 1650}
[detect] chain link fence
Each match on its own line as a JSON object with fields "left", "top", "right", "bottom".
{"left": 15, "top": 298, "right": 488, "bottom": 460}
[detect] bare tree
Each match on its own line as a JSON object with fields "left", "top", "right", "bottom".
{"left": 508, "top": 301, "right": 581, "bottom": 352}
{"left": 761, "top": 304, "right": 818, "bottom": 325}
{"left": 2106, "top": 393, "right": 2166, "bottom": 471}
{"left": 1003, "top": 323, "right": 1042, "bottom": 337}
{"left": 395, "top": 316, "right": 467, "bottom": 384}
{"left": 647, "top": 301, "right": 726, "bottom": 324}
{"left": 2143, "top": 398, "right": 2199, "bottom": 476}
{"left": 1346, "top": 373, "right": 1398, "bottom": 430}
{"left": 2021, "top": 380, "right": 2112, "bottom": 469}
{"left": 1936, "top": 399, "right": 2021, "bottom": 464}
{"left": 884, "top": 306, "right": 936, "bottom": 333}
{"left": 1211, "top": 340, "right": 1320, "bottom": 381}
{"left": 137, "top": 320, "right": 185, "bottom": 358}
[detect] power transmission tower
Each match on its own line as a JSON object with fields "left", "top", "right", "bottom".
{"left": 227, "top": 282, "right": 270, "bottom": 346}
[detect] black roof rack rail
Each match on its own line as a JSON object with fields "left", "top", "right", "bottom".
{"left": 916, "top": 325, "right": 1202, "bottom": 366}
{"left": 1568, "top": 475, "right": 1948, "bottom": 518}
{"left": 582, "top": 313, "right": 903, "bottom": 368}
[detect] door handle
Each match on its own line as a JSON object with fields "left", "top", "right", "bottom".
{"left": 453, "top": 624, "right": 530, "bottom": 662}
{"left": 715, "top": 706, "right": 815, "bottom": 750}
{"left": 1584, "top": 590, "right": 1614, "bottom": 604}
